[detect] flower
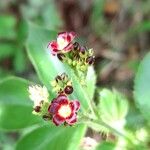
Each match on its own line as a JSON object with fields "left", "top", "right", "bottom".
{"left": 47, "top": 32, "right": 76, "bottom": 55}
{"left": 48, "top": 94, "right": 80, "bottom": 126}
{"left": 28, "top": 85, "right": 49, "bottom": 108}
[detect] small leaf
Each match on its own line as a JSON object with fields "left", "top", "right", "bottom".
{"left": 0, "top": 15, "right": 16, "bottom": 39}
{"left": 16, "top": 124, "right": 86, "bottom": 150}
{"left": 0, "top": 77, "right": 42, "bottom": 130}
{"left": 13, "top": 48, "right": 27, "bottom": 73}
{"left": 0, "top": 43, "right": 15, "bottom": 59}
{"left": 134, "top": 52, "right": 150, "bottom": 122}
{"left": 98, "top": 89, "right": 128, "bottom": 130}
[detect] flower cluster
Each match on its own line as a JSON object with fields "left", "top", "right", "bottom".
{"left": 51, "top": 73, "right": 73, "bottom": 95}
{"left": 47, "top": 32, "right": 95, "bottom": 74}
{"left": 28, "top": 32, "right": 95, "bottom": 126}
{"left": 28, "top": 74, "right": 80, "bottom": 126}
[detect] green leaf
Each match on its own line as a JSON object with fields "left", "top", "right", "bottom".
{"left": 0, "top": 15, "right": 16, "bottom": 39}
{"left": 129, "top": 21, "right": 150, "bottom": 36}
{"left": 42, "top": 2, "right": 63, "bottom": 29}
{"left": 85, "top": 66, "right": 96, "bottom": 100}
{"left": 16, "top": 124, "right": 86, "bottom": 150}
{"left": 26, "top": 24, "right": 96, "bottom": 113}
{"left": 98, "top": 89, "right": 128, "bottom": 130}
{"left": 96, "top": 142, "right": 116, "bottom": 150}
{"left": 13, "top": 48, "right": 27, "bottom": 73}
{"left": 0, "top": 77, "right": 42, "bottom": 130}
{"left": 0, "top": 43, "right": 15, "bottom": 60}
{"left": 134, "top": 52, "right": 150, "bottom": 122}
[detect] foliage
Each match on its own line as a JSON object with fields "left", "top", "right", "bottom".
{"left": 0, "top": 0, "right": 150, "bottom": 150}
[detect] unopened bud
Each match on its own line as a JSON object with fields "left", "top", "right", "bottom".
{"left": 64, "top": 85, "right": 73, "bottom": 94}
{"left": 55, "top": 75, "right": 62, "bottom": 82}
{"left": 80, "top": 46, "right": 87, "bottom": 54}
{"left": 61, "top": 73, "right": 68, "bottom": 80}
{"left": 42, "top": 115, "right": 51, "bottom": 121}
{"left": 34, "top": 106, "right": 41, "bottom": 112}
{"left": 86, "top": 56, "right": 95, "bottom": 65}
{"left": 73, "top": 42, "right": 80, "bottom": 51}
{"left": 57, "top": 53, "right": 65, "bottom": 61}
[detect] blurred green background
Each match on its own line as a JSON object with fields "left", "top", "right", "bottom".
{"left": 0, "top": 0, "right": 150, "bottom": 149}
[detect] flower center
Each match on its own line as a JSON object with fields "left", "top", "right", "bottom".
{"left": 58, "top": 105, "right": 71, "bottom": 118}
{"left": 57, "top": 37, "right": 68, "bottom": 50}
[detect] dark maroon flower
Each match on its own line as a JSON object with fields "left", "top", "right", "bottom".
{"left": 47, "top": 32, "right": 76, "bottom": 55}
{"left": 48, "top": 94, "right": 80, "bottom": 126}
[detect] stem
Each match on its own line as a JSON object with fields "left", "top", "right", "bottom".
{"left": 73, "top": 70, "right": 97, "bottom": 119}
{"left": 81, "top": 115, "right": 134, "bottom": 147}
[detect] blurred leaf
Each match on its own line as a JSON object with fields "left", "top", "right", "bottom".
{"left": 134, "top": 52, "right": 150, "bottom": 122}
{"left": 96, "top": 142, "right": 115, "bottom": 150}
{"left": 98, "top": 89, "right": 128, "bottom": 130}
{"left": 91, "top": 0, "right": 109, "bottom": 35}
{"left": 26, "top": 24, "right": 96, "bottom": 112}
{"left": 85, "top": 66, "right": 96, "bottom": 100}
{"left": 127, "top": 60, "right": 140, "bottom": 73}
{"left": 16, "top": 124, "right": 86, "bottom": 150}
{"left": 17, "top": 20, "right": 28, "bottom": 43}
{"left": 42, "top": 3, "right": 62, "bottom": 29}
{"left": 92, "top": 0, "right": 105, "bottom": 20}
{"left": 0, "top": 132, "right": 16, "bottom": 150}
{"left": 0, "top": 77, "right": 42, "bottom": 130}
{"left": 0, "top": 69, "right": 12, "bottom": 79}
{"left": 125, "top": 104, "right": 146, "bottom": 131}
{"left": 13, "top": 48, "right": 27, "bottom": 73}
{"left": 0, "top": 43, "right": 15, "bottom": 60}
{"left": 21, "top": 0, "right": 62, "bottom": 30}
{"left": 129, "top": 21, "right": 150, "bottom": 36}
{"left": 0, "top": 15, "right": 16, "bottom": 39}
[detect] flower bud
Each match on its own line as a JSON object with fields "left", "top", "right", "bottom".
{"left": 61, "top": 73, "right": 68, "bottom": 80}
{"left": 64, "top": 85, "right": 73, "bottom": 94}
{"left": 80, "top": 46, "right": 87, "bottom": 54}
{"left": 55, "top": 75, "right": 62, "bottom": 82}
{"left": 73, "top": 42, "right": 80, "bottom": 51}
{"left": 42, "top": 115, "right": 51, "bottom": 121}
{"left": 34, "top": 106, "right": 41, "bottom": 112}
{"left": 57, "top": 53, "right": 65, "bottom": 61}
{"left": 86, "top": 56, "right": 95, "bottom": 65}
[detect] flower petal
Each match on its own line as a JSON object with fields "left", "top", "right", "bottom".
{"left": 47, "top": 41, "right": 59, "bottom": 55}
{"left": 53, "top": 114, "right": 65, "bottom": 126}
{"left": 28, "top": 85, "right": 49, "bottom": 107}
{"left": 70, "top": 100, "right": 80, "bottom": 112}
{"left": 58, "top": 32, "right": 76, "bottom": 42}
{"left": 67, "top": 32, "right": 76, "bottom": 42}
{"left": 58, "top": 32, "right": 75, "bottom": 41}
{"left": 48, "top": 102, "right": 59, "bottom": 114}
{"left": 63, "top": 42, "right": 74, "bottom": 52}
{"left": 55, "top": 94, "right": 68, "bottom": 105}
{"left": 66, "top": 113, "right": 77, "bottom": 125}
{"left": 57, "top": 32, "right": 76, "bottom": 50}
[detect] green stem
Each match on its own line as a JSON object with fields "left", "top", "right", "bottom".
{"left": 81, "top": 115, "right": 134, "bottom": 147}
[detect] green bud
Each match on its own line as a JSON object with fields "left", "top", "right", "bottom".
{"left": 51, "top": 80, "right": 57, "bottom": 87}
{"left": 68, "top": 59, "right": 72, "bottom": 65}
{"left": 72, "top": 61, "right": 76, "bottom": 66}
{"left": 80, "top": 65, "right": 87, "bottom": 71}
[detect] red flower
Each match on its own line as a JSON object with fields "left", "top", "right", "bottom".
{"left": 48, "top": 94, "right": 80, "bottom": 126}
{"left": 47, "top": 32, "right": 76, "bottom": 55}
